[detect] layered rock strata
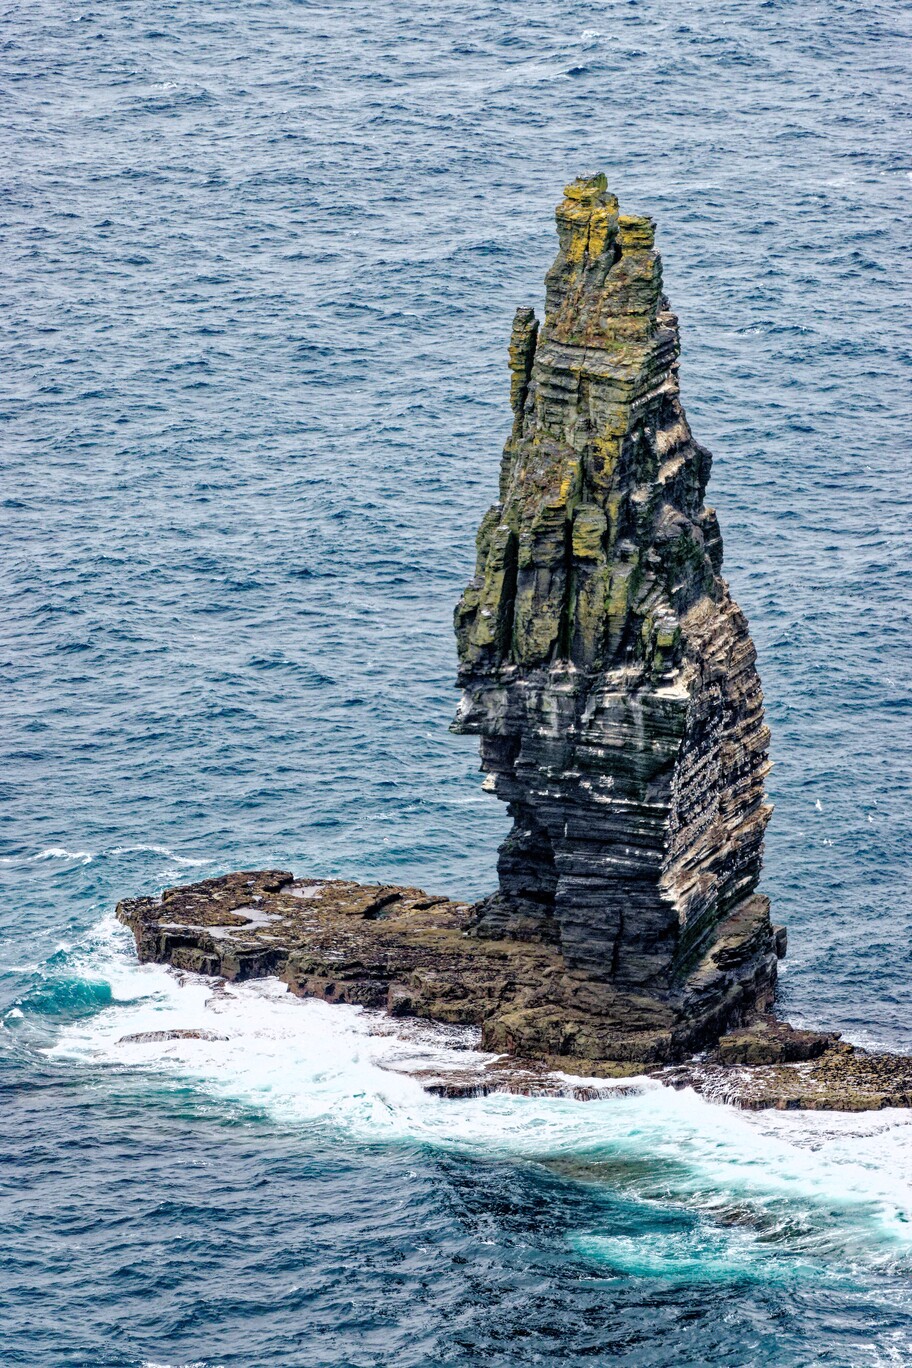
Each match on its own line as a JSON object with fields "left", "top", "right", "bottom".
{"left": 453, "top": 174, "right": 783, "bottom": 1040}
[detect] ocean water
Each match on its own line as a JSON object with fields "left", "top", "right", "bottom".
{"left": 2, "top": 0, "right": 912, "bottom": 1362}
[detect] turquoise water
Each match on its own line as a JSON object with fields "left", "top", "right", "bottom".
{"left": 3, "top": 0, "right": 912, "bottom": 1362}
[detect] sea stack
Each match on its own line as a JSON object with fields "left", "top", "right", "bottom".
{"left": 453, "top": 174, "right": 784, "bottom": 1005}
{"left": 118, "top": 176, "right": 824, "bottom": 1084}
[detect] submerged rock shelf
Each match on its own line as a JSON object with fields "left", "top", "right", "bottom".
{"left": 116, "top": 177, "right": 912, "bottom": 1112}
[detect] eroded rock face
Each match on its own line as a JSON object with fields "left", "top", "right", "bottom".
{"left": 454, "top": 174, "right": 782, "bottom": 1009}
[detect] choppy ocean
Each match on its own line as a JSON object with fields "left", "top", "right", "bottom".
{"left": 3, "top": 0, "right": 912, "bottom": 1363}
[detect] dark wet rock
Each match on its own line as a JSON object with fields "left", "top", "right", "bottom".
{"left": 713, "top": 1018, "right": 838, "bottom": 1066}
{"left": 410, "top": 1061, "right": 646, "bottom": 1101}
{"left": 117, "top": 1028, "right": 229, "bottom": 1043}
{"left": 662, "top": 1045, "right": 912, "bottom": 1111}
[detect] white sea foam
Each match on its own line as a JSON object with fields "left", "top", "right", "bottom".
{"left": 142, "top": 1361, "right": 222, "bottom": 1368}
{"left": 45, "top": 917, "right": 912, "bottom": 1276}
{"left": 34, "top": 847, "right": 95, "bottom": 864}
{"left": 109, "top": 844, "right": 213, "bottom": 867}
{"left": 4, "top": 843, "right": 213, "bottom": 870}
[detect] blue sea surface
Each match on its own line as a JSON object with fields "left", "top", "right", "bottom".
{"left": 2, "top": 0, "right": 912, "bottom": 1363}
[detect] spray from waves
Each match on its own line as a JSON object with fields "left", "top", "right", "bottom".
{"left": 30, "top": 916, "right": 912, "bottom": 1285}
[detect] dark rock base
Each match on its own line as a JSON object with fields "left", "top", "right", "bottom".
{"left": 116, "top": 869, "right": 912, "bottom": 1112}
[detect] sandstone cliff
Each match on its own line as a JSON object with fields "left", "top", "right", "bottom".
{"left": 453, "top": 173, "right": 784, "bottom": 1014}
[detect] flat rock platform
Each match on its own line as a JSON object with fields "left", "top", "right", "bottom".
{"left": 116, "top": 869, "right": 912, "bottom": 1112}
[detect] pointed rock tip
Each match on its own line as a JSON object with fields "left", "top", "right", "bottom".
{"left": 562, "top": 172, "right": 611, "bottom": 204}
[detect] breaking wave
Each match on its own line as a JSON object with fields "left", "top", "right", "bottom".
{"left": 23, "top": 917, "right": 912, "bottom": 1291}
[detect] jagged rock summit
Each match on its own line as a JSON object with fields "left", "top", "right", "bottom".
{"left": 453, "top": 173, "right": 783, "bottom": 1014}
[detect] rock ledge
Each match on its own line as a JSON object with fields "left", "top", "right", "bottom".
{"left": 116, "top": 870, "right": 912, "bottom": 1111}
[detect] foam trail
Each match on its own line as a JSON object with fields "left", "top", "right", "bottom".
{"left": 2, "top": 844, "right": 211, "bottom": 869}
{"left": 109, "top": 844, "right": 213, "bottom": 867}
{"left": 41, "top": 918, "right": 912, "bottom": 1280}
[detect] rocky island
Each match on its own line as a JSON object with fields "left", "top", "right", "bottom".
{"left": 117, "top": 177, "right": 912, "bottom": 1111}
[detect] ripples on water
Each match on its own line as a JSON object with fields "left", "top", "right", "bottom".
{"left": 2, "top": 0, "right": 912, "bottom": 1363}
